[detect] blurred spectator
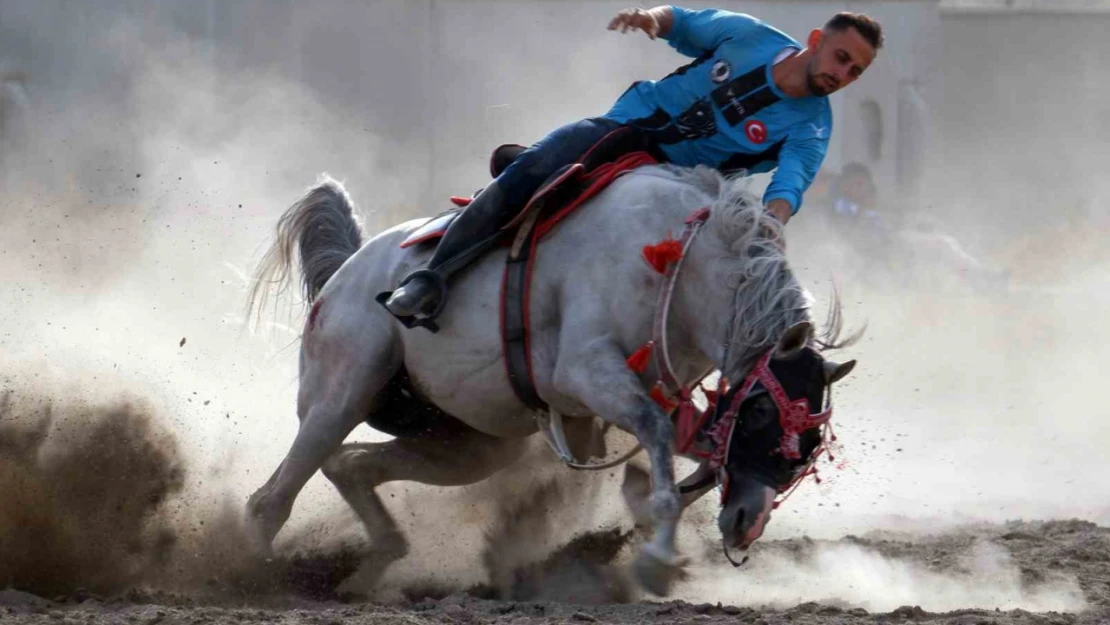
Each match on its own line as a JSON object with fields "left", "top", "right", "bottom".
{"left": 830, "top": 161, "right": 885, "bottom": 233}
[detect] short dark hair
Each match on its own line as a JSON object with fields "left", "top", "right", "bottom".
{"left": 824, "top": 12, "right": 884, "bottom": 50}
{"left": 839, "top": 162, "right": 876, "bottom": 194}
{"left": 841, "top": 162, "right": 874, "bottom": 184}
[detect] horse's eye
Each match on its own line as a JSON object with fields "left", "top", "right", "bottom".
{"left": 741, "top": 396, "right": 776, "bottom": 431}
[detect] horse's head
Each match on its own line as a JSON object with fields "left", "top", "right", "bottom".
{"left": 713, "top": 321, "right": 856, "bottom": 554}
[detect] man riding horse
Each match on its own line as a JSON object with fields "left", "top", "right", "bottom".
{"left": 382, "top": 5, "right": 883, "bottom": 323}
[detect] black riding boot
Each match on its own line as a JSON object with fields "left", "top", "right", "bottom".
{"left": 382, "top": 181, "right": 511, "bottom": 320}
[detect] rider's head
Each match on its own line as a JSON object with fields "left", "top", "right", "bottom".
{"left": 837, "top": 162, "right": 878, "bottom": 208}
{"left": 803, "top": 13, "right": 883, "bottom": 97}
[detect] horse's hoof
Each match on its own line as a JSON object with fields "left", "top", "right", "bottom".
{"left": 631, "top": 546, "right": 687, "bottom": 597}
{"left": 350, "top": 532, "right": 410, "bottom": 590}
{"left": 243, "top": 494, "right": 282, "bottom": 559}
{"left": 241, "top": 518, "right": 275, "bottom": 560}
{"left": 373, "top": 530, "right": 410, "bottom": 563}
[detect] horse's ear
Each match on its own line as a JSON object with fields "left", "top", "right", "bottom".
{"left": 775, "top": 321, "right": 811, "bottom": 359}
{"left": 823, "top": 359, "right": 856, "bottom": 384}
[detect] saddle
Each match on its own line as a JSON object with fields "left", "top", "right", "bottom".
{"left": 396, "top": 142, "right": 530, "bottom": 250}
{"left": 398, "top": 127, "right": 659, "bottom": 410}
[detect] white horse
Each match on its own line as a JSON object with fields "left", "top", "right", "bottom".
{"left": 243, "top": 164, "right": 857, "bottom": 595}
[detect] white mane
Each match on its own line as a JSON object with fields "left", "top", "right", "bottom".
{"left": 634, "top": 165, "right": 850, "bottom": 379}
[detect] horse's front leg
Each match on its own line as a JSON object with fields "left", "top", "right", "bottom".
{"left": 622, "top": 461, "right": 717, "bottom": 528}
{"left": 552, "top": 335, "right": 684, "bottom": 596}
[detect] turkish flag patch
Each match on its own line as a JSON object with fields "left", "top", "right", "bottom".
{"left": 744, "top": 119, "right": 767, "bottom": 144}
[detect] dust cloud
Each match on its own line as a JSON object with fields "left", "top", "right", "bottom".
{"left": 680, "top": 528, "right": 1089, "bottom": 613}
{"left": 0, "top": 0, "right": 1108, "bottom": 617}
{"left": 0, "top": 385, "right": 183, "bottom": 598}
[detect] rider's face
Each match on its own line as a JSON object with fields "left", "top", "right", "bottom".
{"left": 840, "top": 173, "right": 877, "bottom": 206}
{"left": 805, "top": 27, "right": 876, "bottom": 97}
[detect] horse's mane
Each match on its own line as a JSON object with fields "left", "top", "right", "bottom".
{"left": 633, "top": 165, "right": 858, "bottom": 379}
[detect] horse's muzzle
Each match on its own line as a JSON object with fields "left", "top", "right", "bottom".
{"left": 718, "top": 475, "right": 777, "bottom": 550}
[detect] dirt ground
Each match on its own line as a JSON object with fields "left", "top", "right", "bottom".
{"left": 3, "top": 390, "right": 1110, "bottom": 625}
{"left": 0, "top": 518, "right": 1106, "bottom": 625}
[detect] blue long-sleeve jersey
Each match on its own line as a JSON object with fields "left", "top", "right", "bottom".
{"left": 604, "top": 6, "right": 832, "bottom": 214}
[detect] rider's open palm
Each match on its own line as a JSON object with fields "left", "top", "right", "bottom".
{"left": 608, "top": 8, "right": 660, "bottom": 39}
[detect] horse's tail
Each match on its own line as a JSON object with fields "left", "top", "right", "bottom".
{"left": 245, "top": 174, "right": 363, "bottom": 324}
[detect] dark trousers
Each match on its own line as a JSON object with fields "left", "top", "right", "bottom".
{"left": 496, "top": 116, "right": 628, "bottom": 211}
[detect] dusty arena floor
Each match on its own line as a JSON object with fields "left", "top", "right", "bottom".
{"left": 1, "top": 518, "right": 1106, "bottom": 625}
{"left": 2, "top": 390, "right": 1109, "bottom": 625}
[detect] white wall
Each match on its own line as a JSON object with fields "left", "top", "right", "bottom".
{"left": 0, "top": 0, "right": 941, "bottom": 220}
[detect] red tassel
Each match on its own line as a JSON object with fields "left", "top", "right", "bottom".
{"left": 642, "top": 238, "right": 683, "bottom": 274}
{"left": 626, "top": 342, "right": 654, "bottom": 373}
{"left": 675, "top": 398, "right": 699, "bottom": 453}
{"left": 649, "top": 385, "right": 678, "bottom": 413}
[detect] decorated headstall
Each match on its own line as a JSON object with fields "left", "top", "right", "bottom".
{"left": 677, "top": 348, "right": 837, "bottom": 509}
{"left": 631, "top": 207, "right": 840, "bottom": 510}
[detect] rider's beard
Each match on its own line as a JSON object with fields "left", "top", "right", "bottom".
{"left": 805, "top": 61, "right": 835, "bottom": 97}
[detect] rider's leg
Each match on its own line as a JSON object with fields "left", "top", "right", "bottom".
{"left": 382, "top": 117, "right": 625, "bottom": 319}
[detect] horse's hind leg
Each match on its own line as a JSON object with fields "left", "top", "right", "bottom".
{"left": 320, "top": 428, "right": 527, "bottom": 586}
{"left": 245, "top": 313, "right": 399, "bottom": 554}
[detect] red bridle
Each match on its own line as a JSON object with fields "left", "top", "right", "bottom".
{"left": 634, "top": 208, "right": 837, "bottom": 509}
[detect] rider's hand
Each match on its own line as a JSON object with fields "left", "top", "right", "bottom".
{"left": 763, "top": 200, "right": 790, "bottom": 250}
{"left": 608, "top": 8, "right": 661, "bottom": 39}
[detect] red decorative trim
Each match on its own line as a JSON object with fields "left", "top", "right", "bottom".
{"left": 523, "top": 231, "right": 540, "bottom": 390}
{"left": 399, "top": 229, "right": 448, "bottom": 249}
{"left": 499, "top": 259, "right": 513, "bottom": 390}
{"left": 686, "top": 207, "right": 711, "bottom": 224}
{"left": 535, "top": 152, "right": 658, "bottom": 240}
{"left": 503, "top": 164, "right": 585, "bottom": 232}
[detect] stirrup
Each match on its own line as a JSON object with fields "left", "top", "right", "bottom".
{"left": 375, "top": 269, "right": 449, "bottom": 333}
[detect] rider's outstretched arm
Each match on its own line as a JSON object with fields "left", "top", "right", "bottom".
{"left": 610, "top": 6, "right": 764, "bottom": 58}
{"left": 763, "top": 112, "right": 834, "bottom": 226}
